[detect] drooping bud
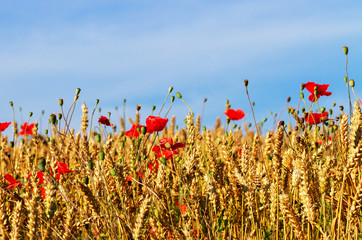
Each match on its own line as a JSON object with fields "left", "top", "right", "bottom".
{"left": 301, "top": 83, "right": 305, "bottom": 90}
{"left": 339, "top": 105, "right": 344, "bottom": 111}
{"left": 176, "top": 92, "right": 182, "bottom": 99}
{"left": 287, "top": 96, "right": 291, "bottom": 102}
{"left": 349, "top": 79, "right": 355, "bottom": 88}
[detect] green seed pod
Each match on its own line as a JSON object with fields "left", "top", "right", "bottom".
{"left": 58, "top": 99, "right": 64, "bottom": 106}
{"left": 299, "top": 92, "right": 304, "bottom": 99}
{"left": 88, "top": 161, "right": 94, "bottom": 170}
{"left": 321, "top": 107, "right": 325, "bottom": 113}
{"left": 110, "top": 169, "right": 117, "bottom": 176}
{"left": 171, "top": 96, "right": 175, "bottom": 102}
{"left": 176, "top": 92, "right": 182, "bottom": 99}
{"left": 152, "top": 105, "right": 156, "bottom": 111}
{"left": 141, "top": 126, "right": 147, "bottom": 135}
{"left": 349, "top": 79, "right": 355, "bottom": 88}
{"left": 202, "top": 126, "right": 206, "bottom": 131}
{"left": 58, "top": 113, "right": 62, "bottom": 120}
{"left": 99, "top": 152, "right": 105, "bottom": 160}
{"left": 344, "top": 77, "right": 348, "bottom": 83}
{"left": 9, "top": 141, "right": 14, "bottom": 148}
{"left": 9, "top": 101, "right": 13, "bottom": 107}
{"left": 168, "top": 86, "right": 174, "bottom": 93}
{"left": 29, "top": 112, "right": 33, "bottom": 118}
{"left": 50, "top": 114, "right": 57, "bottom": 125}
{"left": 83, "top": 177, "right": 89, "bottom": 184}
{"left": 159, "top": 157, "right": 167, "bottom": 165}
{"left": 44, "top": 129, "right": 48, "bottom": 135}
{"left": 75, "top": 88, "right": 81, "bottom": 96}
{"left": 95, "top": 134, "right": 101, "bottom": 143}
{"left": 96, "top": 99, "right": 100, "bottom": 104}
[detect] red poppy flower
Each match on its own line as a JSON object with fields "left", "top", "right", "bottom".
{"left": 40, "top": 187, "right": 46, "bottom": 199}
{"left": 4, "top": 174, "right": 22, "bottom": 189}
{"left": 225, "top": 109, "right": 245, "bottom": 120}
{"left": 56, "top": 162, "right": 74, "bottom": 175}
{"left": 148, "top": 161, "right": 160, "bottom": 173}
{"left": 136, "top": 169, "right": 145, "bottom": 179}
{"left": 98, "top": 116, "right": 112, "bottom": 126}
{"left": 126, "top": 175, "right": 132, "bottom": 186}
{"left": 125, "top": 124, "right": 150, "bottom": 137}
{"left": 305, "top": 82, "right": 332, "bottom": 102}
{"left": 19, "top": 122, "right": 35, "bottom": 135}
{"left": 306, "top": 111, "right": 328, "bottom": 125}
{"left": 146, "top": 116, "right": 168, "bottom": 132}
{"left": 28, "top": 171, "right": 45, "bottom": 184}
{"left": 152, "top": 138, "right": 185, "bottom": 159}
{"left": 175, "top": 201, "right": 187, "bottom": 214}
{"left": 0, "top": 122, "right": 11, "bottom": 132}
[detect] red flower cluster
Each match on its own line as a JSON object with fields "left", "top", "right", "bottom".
{"left": 305, "top": 82, "right": 332, "bottom": 102}
{"left": 98, "top": 116, "right": 112, "bottom": 126}
{"left": 146, "top": 116, "right": 168, "bottom": 132}
{"left": 19, "top": 122, "right": 35, "bottom": 135}
{"left": 0, "top": 122, "right": 11, "bottom": 132}
{"left": 148, "top": 161, "right": 160, "bottom": 173}
{"left": 175, "top": 201, "right": 187, "bottom": 214}
{"left": 225, "top": 109, "right": 245, "bottom": 120}
{"left": 306, "top": 111, "right": 328, "bottom": 125}
{"left": 152, "top": 138, "right": 185, "bottom": 159}
{"left": 125, "top": 124, "right": 151, "bottom": 137}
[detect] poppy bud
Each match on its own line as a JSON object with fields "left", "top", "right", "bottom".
{"left": 329, "top": 126, "right": 334, "bottom": 133}
{"left": 278, "top": 121, "right": 284, "bottom": 127}
{"left": 88, "top": 161, "right": 94, "bottom": 170}
{"left": 329, "top": 109, "right": 333, "bottom": 115}
{"left": 333, "top": 102, "right": 336, "bottom": 107}
{"left": 58, "top": 113, "right": 62, "bottom": 120}
{"left": 320, "top": 107, "right": 325, "bottom": 113}
{"left": 248, "top": 123, "right": 252, "bottom": 128}
{"left": 349, "top": 79, "right": 355, "bottom": 88}
{"left": 299, "top": 92, "right": 304, "bottom": 99}
{"left": 159, "top": 157, "right": 167, "bottom": 165}
{"left": 339, "top": 105, "right": 344, "bottom": 111}
{"left": 226, "top": 99, "right": 229, "bottom": 104}
{"left": 263, "top": 118, "right": 267, "bottom": 122}
{"left": 287, "top": 108, "right": 291, "bottom": 113}
{"left": 343, "top": 46, "right": 348, "bottom": 55}
{"left": 95, "top": 134, "right": 101, "bottom": 143}
{"left": 171, "top": 96, "right": 175, "bottom": 102}
{"left": 110, "top": 169, "right": 117, "bottom": 176}
{"left": 176, "top": 92, "right": 182, "bottom": 99}
{"left": 44, "top": 129, "right": 48, "bottom": 134}
{"left": 152, "top": 106, "right": 156, "bottom": 111}
{"left": 301, "top": 83, "right": 306, "bottom": 90}
{"left": 168, "top": 86, "right": 174, "bottom": 93}
{"left": 244, "top": 79, "right": 249, "bottom": 87}
{"left": 58, "top": 99, "right": 63, "bottom": 106}
{"left": 9, "top": 101, "right": 13, "bottom": 107}
{"left": 10, "top": 141, "right": 14, "bottom": 148}
{"left": 344, "top": 77, "right": 348, "bottom": 83}
{"left": 99, "top": 152, "right": 105, "bottom": 160}
{"left": 252, "top": 102, "right": 255, "bottom": 107}
{"left": 75, "top": 88, "right": 81, "bottom": 96}
{"left": 136, "top": 104, "right": 141, "bottom": 111}
{"left": 42, "top": 110, "right": 45, "bottom": 115}
{"left": 287, "top": 96, "right": 291, "bottom": 102}
{"left": 141, "top": 126, "right": 147, "bottom": 135}
{"left": 204, "top": 98, "right": 207, "bottom": 103}
{"left": 232, "top": 124, "right": 237, "bottom": 129}
{"left": 50, "top": 114, "right": 57, "bottom": 125}
{"left": 29, "top": 112, "right": 33, "bottom": 118}
{"left": 226, "top": 118, "right": 230, "bottom": 124}
{"left": 302, "top": 107, "right": 305, "bottom": 112}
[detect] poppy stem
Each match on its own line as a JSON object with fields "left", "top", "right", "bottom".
{"left": 158, "top": 87, "right": 173, "bottom": 116}
{"left": 346, "top": 54, "right": 352, "bottom": 116}
{"left": 89, "top": 99, "right": 99, "bottom": 136}
{"left": 351, "top": 87, "right": 362, "bottom": 106}
{"left": 244, "top": 82, "right": 260, "bottom": 138}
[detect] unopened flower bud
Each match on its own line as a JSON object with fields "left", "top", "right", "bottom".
{"left": 171, "top": 96, "right": 175, "bottom": 102}
{"left": 349, "top": 79, "right": 355, "bottom": 88}
{"left": 344, "top": 77, "right": 348, "bottom": 83}
{"left": 343, "top": 46, "right": 348, "bottom": 55}
{"left": 75, "top": 88, "right": 81, "bottom": 95}
{"left": 176, "top": 92, "right": 182, "bottom": 99}
{"left": 152, "top": 106, "right": 156, "bottom": 111}
{"left": 204, "top": 98, "right": 207, "bottom": 102}
{"left": 95, "top": 134, "right": 101, "bottom": 143}
{"left": 168, "top": 86, "right": 173, "bottom": 93}
{"left": 110, "top": 169, "right": 117, "bottom": 176}
{"left": 29, "top": 112, "right": 33, "bottom": 118}
{"left": 58, "top": 113, "right": 62, "bottom": 120}
{"left": 244, "top": 79, "right": 249, "bottom": 87}
{"left": 136, "top": 104, "right": 141, "bottom": 111}
{"left": 141, "top": 126, "right": 147, "bottom": 135}
{"left": 50, "top": 114, "right": 57, "bottom": 125}
{"left": 58, "top": 99, "right": 63, "bottom": 106}
{"left": 9, "top": 101, "right": 13, "bottom": 107}
{"left": 99, "top": 151, "right": 105, "bottom": 160}
{"left": 287, "top": 96, "right": 291, "bottom": 102}
{"left": 299, "top": 92, "right": 304, "bottom": 99}
{"left": 339, "top": 105, "right": 344, "bottom": 111}
{"left": 320, "top": 107, "right": 325, "bottom": 113}
{"left": 96, "top": 99, "right": 100, "bottom": 104}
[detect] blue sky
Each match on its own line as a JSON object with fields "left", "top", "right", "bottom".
{"left": 1, "top": 0, "right": 362, "bottom": 135}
